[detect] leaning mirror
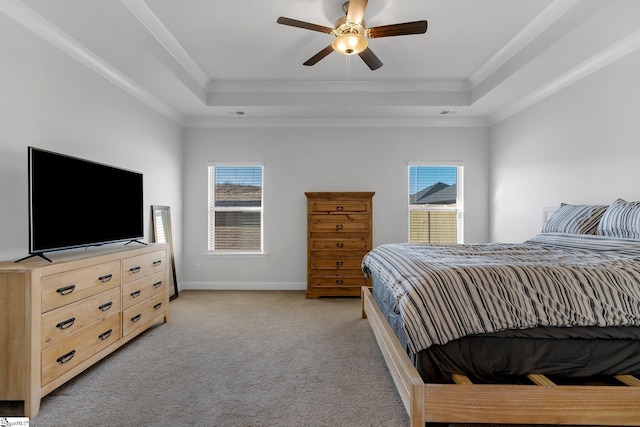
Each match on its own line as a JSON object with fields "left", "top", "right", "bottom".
{"left": 151, "top": 205, "right": 179, "bottom": 300}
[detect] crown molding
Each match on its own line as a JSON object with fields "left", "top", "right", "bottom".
{"left": 120, "top": 0, "right": 210, "bottom": 88}
{"left": 0, "top": 0, "right": 185, "bottom": 125}
{"left": 206, "top": 79, "right": 471, "bottom": 93}
{"left": 184, "top": 117, "right": 489, "bottom": 129}
{"left": 469, "top": 0, "right": 581, "bottom": 87}
{"left": 489, "top": 27, "right": 640, "bottom": 125}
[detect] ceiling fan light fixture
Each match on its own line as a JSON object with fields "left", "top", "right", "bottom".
{"left": 277, "top": 1, "right": 427, "bottom": 70}
{"left": 332, "top": 33, "right": 368, "bottom": 55}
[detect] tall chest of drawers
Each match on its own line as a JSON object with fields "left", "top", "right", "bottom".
{"left": 305, "top": 192, "right": 374, "bottom": 298}
{"left": 0, "top": 244, "right": 169, "bottom": 418}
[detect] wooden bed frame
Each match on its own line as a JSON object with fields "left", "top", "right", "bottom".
{"left": 361, "top": 286, "right": 640, "bottom": 426}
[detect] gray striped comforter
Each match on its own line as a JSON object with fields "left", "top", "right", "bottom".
{"left": 361, "top": 233, "right": 640, "bottom": 355}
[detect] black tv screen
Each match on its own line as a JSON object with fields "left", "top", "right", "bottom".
{"left": 28, "top": 147, "right": 144, "bottom": 255}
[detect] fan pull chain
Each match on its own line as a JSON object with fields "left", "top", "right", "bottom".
{"left": 345, "top": 56, "right": 352, "bottom": 113}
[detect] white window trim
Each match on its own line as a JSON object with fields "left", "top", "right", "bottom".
{"left": 407, "top": 162, "right": 464, "bottom": 244}
{"left": 207, "top": 162, "right": 265, "bottom": 256}
{"left": 202, "top": 251, "right": 268, "bottom": 259}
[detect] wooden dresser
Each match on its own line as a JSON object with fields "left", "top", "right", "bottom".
{"left": 0, "top": 244, "right": 169, "bottom": 418}
{"left": 305, "top": 192, "right": 374, "bottom": 298}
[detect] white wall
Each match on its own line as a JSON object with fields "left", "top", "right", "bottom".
{"left": 489, "top": 48, "right": 640, "bottom": 242}
{"left": 0, "top": 13, "right": 183, "bottom": 263}
{"left": 182, "top": 126, "right": 489, "bottom": 290}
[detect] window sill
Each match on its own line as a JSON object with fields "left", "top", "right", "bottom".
{"left": 202, "top": 251, "right": 268, "bottom": 259}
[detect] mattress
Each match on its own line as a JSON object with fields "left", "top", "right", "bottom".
{"left": 372, "top": 273, "right": 640, "bottom": 382}
{"left": 365, "top": 234, "right": 640, "bottom": 383}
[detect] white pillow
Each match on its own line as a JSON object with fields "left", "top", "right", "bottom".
{"left": 597, "top": 198, "right": 640, "bottom": 239}
{"left": 542, "top": 203, "right": 607, "bottom": 235}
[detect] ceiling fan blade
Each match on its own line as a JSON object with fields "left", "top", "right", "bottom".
{"left": 276, "top": 17, "right": 334, "bottom": 34}
{"left": 368, "top": 20, "right": 428, "bottom": 38}
{"left": 346, "top": 0, "right": 368, "bottom": 25}
{"left": 303, "top": 45, "right": 334, "bottom": 66}
{"left": 358, "top": 47, "right": 383, "bottom": 70}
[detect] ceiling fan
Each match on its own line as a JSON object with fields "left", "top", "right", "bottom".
{"left": 277, "top": 0, "right": 427, "bottom": 70}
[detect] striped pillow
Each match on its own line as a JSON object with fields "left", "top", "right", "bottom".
{"left": 597, "top": 198, "right": 640, "bottom": 239}
{"left": 541, "top": 203, "right": 608, "bottom": 235}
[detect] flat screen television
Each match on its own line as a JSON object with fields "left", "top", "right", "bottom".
{"left": 24, "top": 147, "right": 144, "bottom": 261}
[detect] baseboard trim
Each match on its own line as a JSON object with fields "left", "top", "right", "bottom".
{"left": 180, "top": 281, "right": 306, "bottom": 291}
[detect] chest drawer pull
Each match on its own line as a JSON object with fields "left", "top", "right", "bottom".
{"left": 56, "top": 350, "right": 76, "bottom": 364}
{"left": 56, "top": 317, "right": 76, "bottom": 330}
{"left": 56, "top": 284, "right": 76, "bottom": 295}
{"left": 98, "top": 329, "right": 113, "bottom": 341}
{"left": 130, "top": 314, "right": 142, "bottom": 323}
{"left": 152, "top": 260, "right": 162, "bottom": 267}
{"left": 153, "top": 302, "right": 163, "bottom": 310}
{"left": 129, "top": 266, "right": 141, "bottom": 274}
{"left": 130, "top": 290, "right": 141, "bottom": 298}
{"left": 335, "top": 224, "right": 343, "bottom": 231}
{"left": 336, "top": 242, "right": 344, "bottom": 248}
{"left": 98, "top": 274, "right": 113, "bottom": 283}
{"left": 336, "top": 206, "right": 344, "bottom": 211}
{"left": 336, "top": 279, "right": 344, "bottom": 284}
{"left": 336, "top": 261, "right": 344, "bottom": 267}
{"left": 153, "top": 281, "right": 162, "bottom": 288}
{"left": 98, "top": 302, "right": 113, "bottom": 312}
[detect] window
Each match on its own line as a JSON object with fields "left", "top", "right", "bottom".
{"left": 408, "top": 164, "right": 463, "bottom": 243}
{"left": 208, "top": 164, "right": 263, "bottom": 253}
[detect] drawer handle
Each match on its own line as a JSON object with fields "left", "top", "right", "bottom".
{"left": 336, "top": 279, "right": 344, "bottom": 284}
{"left": 336, "top": 242, "right": 344, "bottom": 248}
{"left": 56, "top": 284, "right": 76, "bottom": 296}
{"left": 153, "top": 281, "right": 162, "bottom": 288}
{"left": 153, "top": 302, "right": 162, "bottom": 310}
{"left": 98, "top": 274, "right": 113, "bottom": 283}
{"left": 131, "top": 314, "right": 142, "bottom": 323}
{"left": 335, "top": 261, "right": 344, "bottom": 267}
{"left": 336, "top": 206, "right": 344, "bottom": 211}
{"left": 130, "top": 266, "right": 141, "bottom": 274}
{"left": 335, "top": 224, "right": 343, "bottom": 231}
{"left": 56, "top": 350, "right": 76, "bottom": 364}
{"left": 98, "top": 329, "right": 113, "bottom": 341}
{"left": 98, "top": 302, "right": 113, "bottom": 312}
{"left": 130, "top": 290, "right": 141, "bottom": 298}
{"left": 152, "top": 260, "right": 162, "bottom": 267}
{"left": 56, "top": 317, "right": 76, "bottom": 330}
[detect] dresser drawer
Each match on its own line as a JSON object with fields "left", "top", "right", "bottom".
{"left": 41, "top": 287, "right": 121, "bottom": 349}
{"left": 122, "top": 250, "right": 166, "bottom": 284}
{"left": 310, "top": 257, "right": 365, "bottom": 270}
{"left": 41, "top": 314, "right": 121, "bottom": 386}
{"left": 41, "top": 261, "right": 121, "bottom": 313}
{"left": 309, "top": 275, "right": 369, "bottom": 288}
{"left": 310, "top": 238, "right": 370, "bottom": 251}
{"left": 309, "top": 216, "right": 370, "bottom": 233}
{"left": 122, "top": 292, "right": 167, "bottom": 337}
{"left": 309, "top": 200, "right": 370, "bottom": 214}
{"left": 122, "top": 271, "right": 167, "bottom": 310}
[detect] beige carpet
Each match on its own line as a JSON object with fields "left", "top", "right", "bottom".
{"left": 1, "top": 290, "right": 409, "bottom": 426}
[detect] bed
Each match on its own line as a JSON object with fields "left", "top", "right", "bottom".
{"left": 360, "top": 200, "right": 640, "bottom": 426}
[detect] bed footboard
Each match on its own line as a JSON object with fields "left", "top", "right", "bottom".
{"left": 361, "top": 286, "right": 640, "bottom": 426}
{"left": 362, "top": 286, "right": 426, "bottom": 426}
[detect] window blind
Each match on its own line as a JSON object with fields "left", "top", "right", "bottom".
{"left": 408, "top": 165, "right": 461, "bottom": 243}
{"left": 208, "top": 165, "right": 263, "bottom": 252}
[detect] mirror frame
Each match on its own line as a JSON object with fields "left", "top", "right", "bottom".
{"left": 151, "top": 205, "right": 179, "bottom": 300}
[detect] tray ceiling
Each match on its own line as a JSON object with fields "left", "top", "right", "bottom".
{"left": 3, "top": 0, "right": 640, "bottom": 126}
